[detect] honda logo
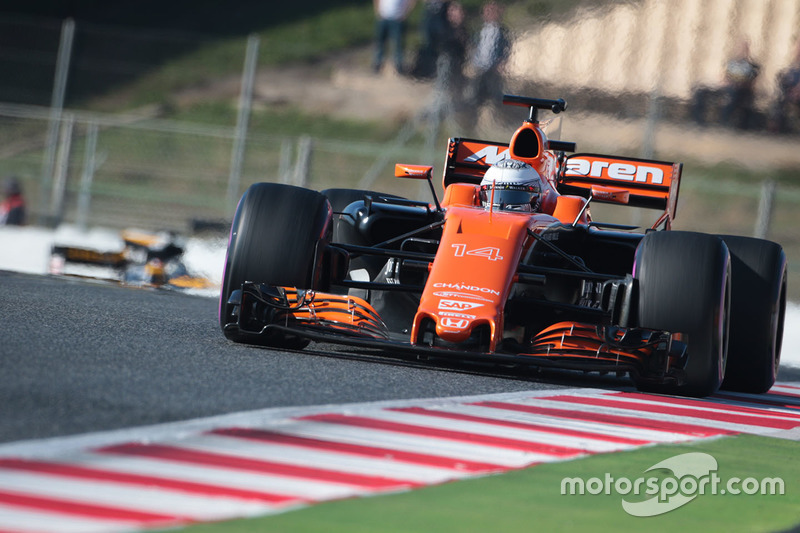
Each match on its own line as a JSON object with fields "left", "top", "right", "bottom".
{"left": 441, "top": 317, "right": 469, "bottom": 329}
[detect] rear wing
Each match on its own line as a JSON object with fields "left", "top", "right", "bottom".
{"left": 442, "top": 138, "right": 510, "bottom": 188}
{"left": 442, "top": 140, "right": 682, "bottom": 229}
{"left": 559, "top": 153, "right": 682, "bottom": 228}
{"left": 442, "top": 136, "right": 578, "bottom": 188}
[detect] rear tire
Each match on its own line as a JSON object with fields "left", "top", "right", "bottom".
{"left": 219, "top": 183, "right": 332, "bottom": 345}
{"left": 634, "top": 231, "right": 731, "bottom": 397}
{"left": 719, "top": 235, "right": 787, "bottom": 393}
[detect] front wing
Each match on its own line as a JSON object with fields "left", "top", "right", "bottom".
{"left": 224, "top": 284, "right": 688, "bottom": 386}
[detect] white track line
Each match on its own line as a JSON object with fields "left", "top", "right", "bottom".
{"left": 0, "top": 470, "right": 272, "bottom": 521}
{"left": 175, "top": 434, "right": 468, "bottom": 484}
{"left": 0, "top": 503, "right": 143, "bottom": 533}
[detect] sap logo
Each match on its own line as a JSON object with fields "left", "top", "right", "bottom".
{"left": 441, "top": 317, "right": 469, "bottom": 329}
{"left": 566, "top": 158, "right": 665, "bottom": 185}
{"left": 438, "top": 299, "right": 483, "bottom": 311}
{"left": 465, "top": 146, "right": 510, "bottom": 165}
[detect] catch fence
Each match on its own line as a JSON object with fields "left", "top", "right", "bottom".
{"left": 0, "top": 102, "right": 431, "bottom": 233}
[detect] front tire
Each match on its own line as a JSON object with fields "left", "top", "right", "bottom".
{"left": 719, "top": 235, "right": 787, "bottom": 393}
{"left": 634, "top": 231, "right": 731, "bottom": 397}
{"left": 219, "top": 183, "right": 332, "bottom": 344}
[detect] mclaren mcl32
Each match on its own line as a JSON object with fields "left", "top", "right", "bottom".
{"left": 219, "top": 95, "right": 787, "bottom": 397}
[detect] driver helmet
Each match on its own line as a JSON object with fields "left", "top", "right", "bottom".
{"left": 479, "top": 159, "right": 542, "bottom": 212}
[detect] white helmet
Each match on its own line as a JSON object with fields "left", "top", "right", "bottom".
{"left": 479, "top": 159, "right": 542, "bottom": 212}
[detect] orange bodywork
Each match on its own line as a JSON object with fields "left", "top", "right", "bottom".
{"left": 551, "top": 195, "right": 587, "bottom": 224}
{"left": 410, "top": 205, "right": 557, "bottom": 351}
{"left": 441, "top": 183, "right": 479, "bottom": 208}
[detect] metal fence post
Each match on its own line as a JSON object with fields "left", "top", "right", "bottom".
{"left": 755, "top": 180, "right": 776, "bottom": 239}
{"left": 49, "top": 112, "right": 74, "bottom": 227}
{"left": 76, "top": 121, "right": 99, "bottom": 230}
{"left": 226, "top": 34, "right": 260, "bottom": 215}
{"left": 39, "top": 17, "right": 75, "bottom": 225}
{"left": 293, "top": 135, "right": 313, "bottom": 188}
{"left": 278, "top": 138, "right": 293, "bottom": 184}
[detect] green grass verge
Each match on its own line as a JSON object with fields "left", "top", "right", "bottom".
{"left": 167, "top": 434, "right": 799, "bottom": 533}
{"left": 169, "top": 101, "right": 405, "bottom": 142}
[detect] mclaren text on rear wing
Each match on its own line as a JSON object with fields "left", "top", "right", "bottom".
{"left": 559, "top": 153, "right": 681, "bottom": 227}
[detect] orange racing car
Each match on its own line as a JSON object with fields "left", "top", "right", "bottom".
{"left": 219, "top": 95, "right": 787, "bottom": 398}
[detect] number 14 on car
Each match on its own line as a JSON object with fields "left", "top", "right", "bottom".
{"left": 451, "top": 244, "right": 504, "bottom": 261}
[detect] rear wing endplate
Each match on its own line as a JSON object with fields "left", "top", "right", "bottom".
{"left": 559, "top": 153, "right": 682, "bottom": 228}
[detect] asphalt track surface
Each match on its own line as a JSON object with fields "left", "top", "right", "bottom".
{"left": 3, "top": 270, "right": 799, "bottom": 446}
{"left": 0, "top": 271, "right": 569, "bottom": 445}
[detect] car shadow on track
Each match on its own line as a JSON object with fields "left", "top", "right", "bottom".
{"left": 272, "top": 341, "right": 800, "bottom": 393}
{"left": 297, "top": 342, "right": 638, "bottom": 392}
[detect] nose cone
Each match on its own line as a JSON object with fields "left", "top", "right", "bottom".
{"left": 434, "top": 316, "right": 495, "bottom": 345}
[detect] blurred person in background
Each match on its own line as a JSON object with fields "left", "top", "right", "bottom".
{"left": 465, "top": 1, "right": 510, "bottom": 110}
{"left": 440, "top": 1, "right": 468, "bottom": 89}
{"left": 373, "top": 0, "right": 417, "bottom": 75}
{"left": 768, "top": 37, "right": 800, "bottom": 134}
{"left": 411, "top": 0, "right": 450, "bottom": 79}
{"left": 720, "top": 38, "right": 760, "bottom": 130}
{"left": 0, "top": 176, "right": 26, "bottom": 226}
{"left": 432, "top": 0, "right": 468, "bottom": 106}
{"left": 692, "top": 38, "right": 761, "bottom": 129}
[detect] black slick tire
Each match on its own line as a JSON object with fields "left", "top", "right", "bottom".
{"left": 219, "top": 183, "right": 332, "bottom": 344}
{"left": 719, "top": 235, "right": 787, "bottom": 393}
{"left": 634, "top": 231, "right": 731, "bottom": 397}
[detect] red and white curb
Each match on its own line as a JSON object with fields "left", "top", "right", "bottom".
{"left": 1, "top": 383, "right": 800, "bottom": 532}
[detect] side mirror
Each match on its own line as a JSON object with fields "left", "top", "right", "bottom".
{"left": 395, "top": 164, "right": 433, "bottom": 180}
{"left": 591, "top": 185, "right": 630, "bottom": 205}
{"left": 393, "top": 164, "right": 441, "bottom": 212}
